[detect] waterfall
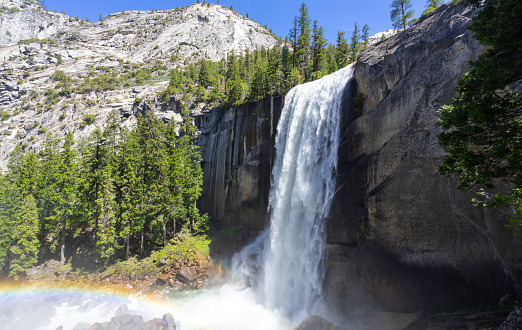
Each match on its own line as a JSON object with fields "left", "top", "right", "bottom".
{"left": 1, "top": 66, "right": 355, "bottom": 330}
{"left": 234, "top": 64, "right": 354, "bottom": 322}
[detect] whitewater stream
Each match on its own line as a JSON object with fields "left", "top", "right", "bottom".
{"left": 0, "top": 65, "right": 354, "bottom": 330}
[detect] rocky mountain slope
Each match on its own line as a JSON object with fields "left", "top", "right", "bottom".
{"left": 0, "top": 0, "right": 278, "bottom": 168}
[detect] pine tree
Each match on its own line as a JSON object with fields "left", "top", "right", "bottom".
{"left": 390, "top": 0, "right": 415, "bottom": 30}
{"left": 289, "top": 17, "right": 298, "bottom": 69}
{"left": 115, "top": 127, "right": 141, "bottom": 260}
{"left": 250, "top": 58, "right": 267, "bottom": 100}
{"left": 173, "top": 106, "right": 208, "bottom": 233}
{"left": 199, "top": 60, "right": 213, "bottom": 88}
{"left": 9, "top": 194, "right": 40, "bottom": 279}
{"left": 311, "top": 20, "right": 326, "bottom": 77}
{"left": 349, "top": 22, "right": 360, "bottom": 63}
{"left": 135, "top": 110, "right": 171, "bottom": 251}
{"left": 54, "top": 132, "right": 77, "bottom": 264}
{"left": 335, "top": 31, "right": 349, "bottom": 69}
{"left": 362, "top": 24, "right": 370, "bottom": 48}
{"left": 17, "top": 153, "right": 40, "bottom": 198}
{"left": 297, "top": 3, "right": 311, "bottom": 81}
{"left": 228, "top": 75, "right": 246, "bottom": 105}
{"left": 0, "top": 174, "right": 19, "bottom": 274}
{"left": 422, "top": 0, "right": 444, "bottom": 16}
{"left": 38, "top": 133, "right": 62, "bottom": 256}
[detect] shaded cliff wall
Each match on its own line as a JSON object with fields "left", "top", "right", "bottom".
{"left": 324, "top": 4, "right": 522, "bottom": 315}
{"left": 196, "top": 95, "right": 282, "bottom": 235}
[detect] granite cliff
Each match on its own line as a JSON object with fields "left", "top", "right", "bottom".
{"left": 197, "top": 3, "right": 522, "bottom": 317}
{"left": 324, "top": 3, "right": 522, "bottom": 315}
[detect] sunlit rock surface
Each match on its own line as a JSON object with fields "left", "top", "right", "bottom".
{"left": 0, "top": 1, "right": 278, "bottom": 168}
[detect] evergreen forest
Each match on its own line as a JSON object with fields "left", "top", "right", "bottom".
{"left": 0, "top": 106, "right": 209, "bottom": 278}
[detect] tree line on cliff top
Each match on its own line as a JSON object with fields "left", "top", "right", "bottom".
{"left": 162, "top": 3, "right": 371, "bottom": 106}
{"left": 0, "top": 107, "right": 209, "bottom": 279}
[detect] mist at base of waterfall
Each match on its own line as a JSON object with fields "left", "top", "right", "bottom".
{"left": 167, "top": 284, "right": 294, "bottom": 330}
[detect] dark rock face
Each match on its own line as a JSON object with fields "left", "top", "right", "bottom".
{"left": 87, "top": 313, "right": 176, "bottom": 330}
{"left": 324, "top": 4, "right": 522, "bottom": 316}
{"left": 196, "top": 95, "right": 282, "bottom": 232}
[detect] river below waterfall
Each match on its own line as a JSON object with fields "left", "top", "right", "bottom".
{"left": 0, "top": 65, "right": 354, "bottom": 330}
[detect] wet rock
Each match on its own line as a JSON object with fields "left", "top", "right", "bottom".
{"left": 111, "top": 314, "right": 144, "bottom": 328}
{"left": 75, "top": 321, "right": 93, "bottom": 329}
{"left": 199, "top": 260, "right": 210, "bottom": 271}
{"left": 87, "top": 324, "right": 104, "bottom": 330}
{"left": 146, "top": 290, "right": 168, "bottom": 305}
{"left": 499, "top": 307, "right": 522, "bottom": 330}
{"left": 114, "top": 304, "right": 129, "bottom": 316}
{"left": 358, "top": 311, "right": 421, "bottom": 330}
{"left": 162, "top": 313, "right": 176, "bottom": 329}
{"left": 294, "top": 315, "right": 343, "bottom": 330}
{"left": 144, "top": 318, "right": 168, "bottom": 330}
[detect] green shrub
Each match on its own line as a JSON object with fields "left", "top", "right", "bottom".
{"left": 353, "top": 92, "right": 366, "bottom": 117}
{"left": 44, "top": 89, "right": 59, "bottom": 105}
{"left": 0, "top": 111, "right": 10, "bottom": 121}
{"left": 82, "top": 114, "right": 97, "bottom": 125}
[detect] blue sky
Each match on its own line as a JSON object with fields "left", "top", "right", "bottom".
{"left": 44, "top": 0, "right": 428, "bottom": 44}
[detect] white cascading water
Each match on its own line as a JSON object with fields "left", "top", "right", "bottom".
{"left": 234, "top": 64, "right": 355, "bottom": 322}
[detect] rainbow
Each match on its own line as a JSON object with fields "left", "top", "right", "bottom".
{"left": 0, "top": 281, "right": 172, "bottom": 330}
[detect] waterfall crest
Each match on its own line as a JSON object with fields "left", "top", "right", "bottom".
{"left": 234, "top": 64, "right": 354, "bottom": 321}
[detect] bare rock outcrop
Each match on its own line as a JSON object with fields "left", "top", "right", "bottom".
{"left": 323, "top": 3, "right": 522, "bottom": 317}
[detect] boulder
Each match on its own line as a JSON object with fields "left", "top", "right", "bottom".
{"left": 143, "top": 318, "right": 168, "bottom": 330}
{"left": 103, "top": 314, "right": 144, "bottom": 330}
{"left": 162, "top": 313, "right": 176, "bottom": 329}
{"left": 294, "top": 315, "right": 344, "bottom": 330}
{"left": 499, "top": 307, "right": 522, "bottom": 330}
{"left": 114, "top": 304, "right": 129, "bottom": 316}
{"left": 177, "top": 266, "right": 197, "bottom": 284}
{"left": 156, "top": 273, "right": 172, "bottom": 286}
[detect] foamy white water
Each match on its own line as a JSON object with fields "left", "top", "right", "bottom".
{"left": 234, "top": 64, "right": 355, "bottom": 323}
{"left": 168, "top": 284, "right": 292, "bottom": 330}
